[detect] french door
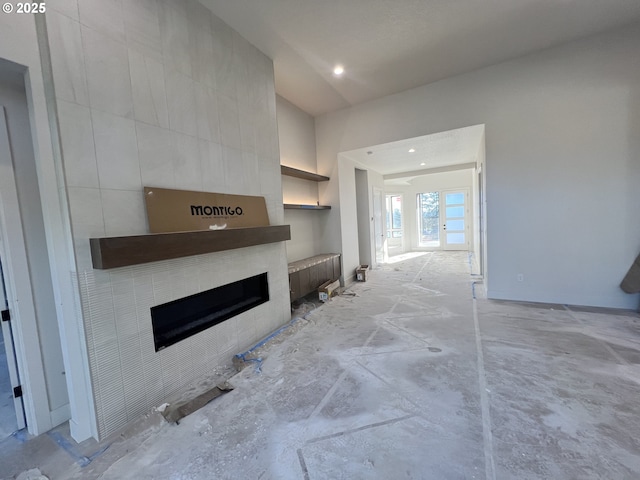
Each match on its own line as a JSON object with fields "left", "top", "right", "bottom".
{"left": 417, "top": 189, "right": 469, "bottom": 250}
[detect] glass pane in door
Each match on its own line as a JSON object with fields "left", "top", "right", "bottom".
{"left": 386, "top": 195, "right": 403, "bottom": 257}
{"left": 446, "top": 233, "right": 466, "bottom": 244}
{"left": 446, "top": 219, "right": 465, "bottom": 231}
{"left": 446, "top": 192, "right": 465, "bottom": 205}
{"left": 417, "top": 192, "right": 440, "bottom": 247}
{"left": 446, "top": 206, "right": 464, "bottom": 218}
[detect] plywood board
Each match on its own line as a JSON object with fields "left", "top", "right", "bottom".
{"left": 144, "top": 187, "right": 270, "bottom": 233}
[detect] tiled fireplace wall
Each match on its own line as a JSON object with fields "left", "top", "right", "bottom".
{"left": 46, "top": 0, "right": 289, "bottom": 438}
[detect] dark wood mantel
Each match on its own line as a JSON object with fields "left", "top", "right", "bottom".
{"left": 90, "top": 225, "right": 291, "bottom": 269}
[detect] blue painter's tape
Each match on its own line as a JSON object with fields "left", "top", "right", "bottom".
{"left": 468, "top": 252, "right": 482, "bottom": 277}
{"left": 234, "top": 316, "right": 305, "bottom": 373}
{"left": 12, "top": 429, "right": 29, "bottom": 443}
{"left": 47, "top": 431, "right": 110, "bottom": 467}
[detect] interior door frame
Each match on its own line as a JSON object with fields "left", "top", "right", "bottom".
{"left": 0, "top": 254, "right": 26, "bottom": 430}
{"left": 0, "top": 106, "right": 50, "bottom": 433}
{"left": 385, "top": 193, "right": 404, "bottom": 255}
{"left": 372, "top": 187, "right": 384, "bottom": 266}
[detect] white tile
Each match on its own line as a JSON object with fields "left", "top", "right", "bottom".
{"left": 217, "top": 94, "right": 242, "bottom": 150}
{"left": 74, "top": 239, "right": 99, "bottom": 272}
{"left": 67, "top": 186, "right": 104, "bottom": 229}
{"left": 172, "top": 132, "right": 202, "bottom": 191}
{"left": 222, "top": 145, "right": 244, "bottom": 193}
{"left": 158, "top": 0, "right": 192, "bottom": 77}
{"left": 46, "top": 11, "right": 88, "bottom": 105}
{"left": 91, "top": 109, "right": 142, "bottom": 190}
{"left": 111, "top": 275, "right": 137, "bottom": 335}
{"left": 236, "top": 310, "right": 257, "bottom": 346}
{"left": 72, "top": 222, "right": 105, "bottom": 250}
{"left": 122, "top": 0, "right": 162, "bottom": 62}
{"left": 263, "top": 193, "right": 284, "bottom": 225}
{"left": 78, "top": 0, "right": 125, "bottom": 44}
{"left": 255, "top": 112, "right": 280, "bottom": 159}
{"left": 57, "top": 100, "right": 99, "bottom": 188}
{"left": 264, "top": 61, "right": 278, "bottom": 121}
{"left": 186, "top": 0, "right": 212, "bottom": 33}
{"left": 198, "top": 140, "right": 225, "bottom": 192}
{"left": 159, "top": 347, "right": 183, "bottom": 398}
{"left": 136, "top": 122, "right": 175, "bottom": 188}
{"left": 165, "top": 69, "right": 197, "bottom": 136}
{"left": 49, "top": 0, "right": 79, "bottom": 20}
{"left": 128, "top": 49, "right": 169, "bottom": 128}
{"left": 242, "top": 151, "right": 260, "bottom": 194}
{"left": 246, "top": 49, "right": 270, "bottom": 115}
{"left": 259, "top": 155, "right": 281, "bottom": 197}
{"left": 211, "top": 13, "right": 235, "bottom": 99}
{"left": 194, "top": 83, "right": 220, "bottom": 143}
{"left": 190, "top": 28, "right": 216, "bottom": 88}
{"left": 101, "top": 189, "right": 147, "bottom": 236}
{"left": 98, "top": 385, "right": 127, "bottom": 436}
{"left": 238, "top": 107, "right": 257, "bottom": 154}
{"left": 232, "top": 32, "right": 252, "bottom": 111}
{"left": 82, "top": 26, "right": 134, "bottom": 118}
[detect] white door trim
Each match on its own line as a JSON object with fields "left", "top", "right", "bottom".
{"left": 0, "top": 254, "right": 26, "bottom": 430}
{"left": 0, "top": 106, "right": 51, "bottom": 433}
{"left": 373, "top": 187, "right": 384, "bottom": 265}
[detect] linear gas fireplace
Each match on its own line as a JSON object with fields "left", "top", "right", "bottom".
{"left": 151, "top": 272, "right": 269, "bottom": 351}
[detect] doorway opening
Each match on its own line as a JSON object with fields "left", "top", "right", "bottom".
{"left": 0, "top": 256, "right": 23, "bottom": 439}
{"left": 0, "top": 63, "right": 70, "bottom": 437}
{"left": 385, "top": 194, "right": 403, "bottom": 257}
{"left": 372, "top": 187, "right": 384, "bottom": 266}
{"left": 339, "top": 124, "right": 487, "bottom": 278}
{"left": 355, "top": 169, "right": 372, "bottom": 267}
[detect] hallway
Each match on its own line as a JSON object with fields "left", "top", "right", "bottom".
{"left": 2, "top": 251, "right": 640, "bottom": 479}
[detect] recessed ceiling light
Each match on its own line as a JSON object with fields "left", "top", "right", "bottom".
{"left": 420, "top": 162, "right": 426, "bottom": 166}
{"left": 408, "top": 148, "right": 415, "bottom": 153}
{"left": 333, "top": 65, "right": 344, "bottom": 76}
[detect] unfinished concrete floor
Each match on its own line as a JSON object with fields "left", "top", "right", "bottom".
{"left": 2, "top": 251, "right": 640, "bottom": 479}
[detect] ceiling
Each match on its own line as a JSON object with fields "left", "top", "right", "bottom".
{"left": 341, "top": 124, "right": 484, "bottom": 182}
{"left": 200, "top": 0, "right": 640, "bottom": 117}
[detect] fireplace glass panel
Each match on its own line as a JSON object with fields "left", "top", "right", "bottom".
{"left": 151, "top": 272, "right": 269, "bottom": 351}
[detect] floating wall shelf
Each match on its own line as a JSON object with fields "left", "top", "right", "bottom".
{"left": 281, "top": 165, "right": 329, "bottom": 182}
{"left": 283, "top": 204, "right": 331, "bottom": 210}
{"left": 90, "top": 225, "right": 291, "bottom": 269}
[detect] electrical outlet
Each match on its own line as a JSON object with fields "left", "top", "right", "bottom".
{"left": 517, "top": 273, "right": 524, "bottom": 282}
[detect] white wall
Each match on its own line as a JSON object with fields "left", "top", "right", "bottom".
{"left": 277, "top": 95, "right": 332, "bottom": 262}
{"left": 317, "top": 23, "right": 640, "bottom": 309}
{"left": 46, "top": 0, "right": 290, "bottom": 439}
{"left": 473, "top": 134, "right": 486, "bottom": 275}
{"left": 277, "top": 95, "right": 316, "bottom": 172}
{"left": 338, "top": 157, "right": 360, "bottom": 282}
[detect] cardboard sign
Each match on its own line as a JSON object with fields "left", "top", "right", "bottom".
{"left": 144, "top": 187, "right": 270, "bottom": 233}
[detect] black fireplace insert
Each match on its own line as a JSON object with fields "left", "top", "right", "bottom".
{"left": 151, "top": 272, "right": 269, "bottom": 351}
